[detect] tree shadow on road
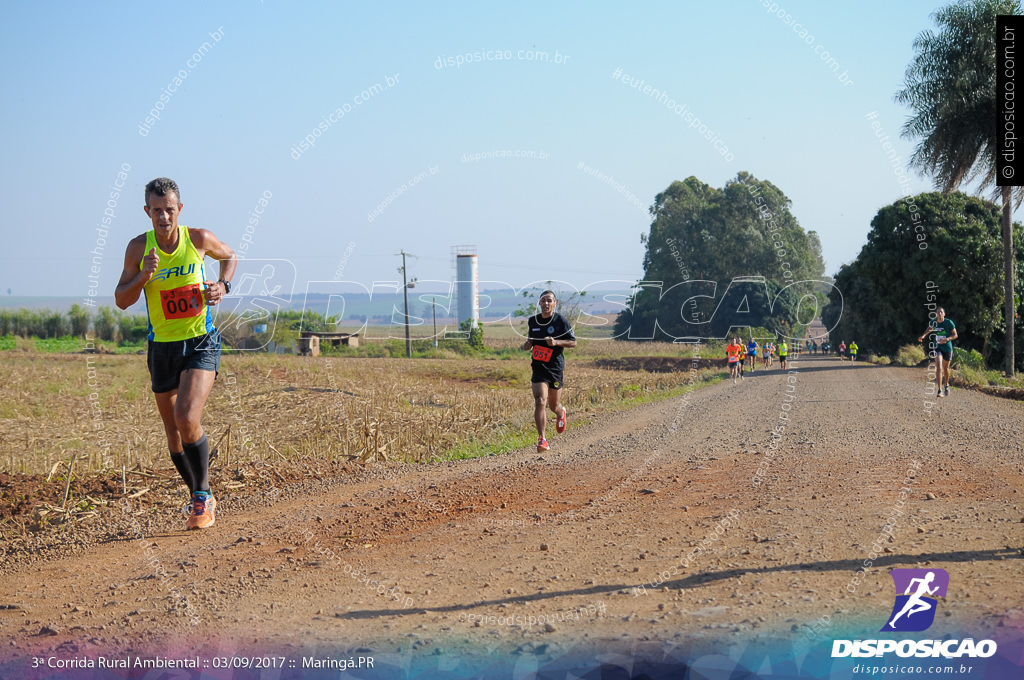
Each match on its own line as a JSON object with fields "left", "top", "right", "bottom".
{"left": 335, "top": 547, "right": 1022, "bottom": 620}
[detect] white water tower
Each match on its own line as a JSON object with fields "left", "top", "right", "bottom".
{"left": 453, "top": 245, "right": 479, "bottom": 328}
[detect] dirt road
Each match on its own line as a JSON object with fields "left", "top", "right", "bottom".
{"left": 2, "top": 353, "right": 1023, "bottom": 672}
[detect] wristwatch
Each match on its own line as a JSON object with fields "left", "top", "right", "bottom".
{"left": 219, "top": 279, "right": 231, "bottom": 295}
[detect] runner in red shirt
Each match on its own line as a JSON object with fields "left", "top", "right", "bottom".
{"left": 726, "top": 337, "right": 742, "bottom": 385}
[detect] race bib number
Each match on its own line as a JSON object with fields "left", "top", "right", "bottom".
{"left": 161, "top": 284, "right": 204, "bottom": 319}
{"left": 532, "top": 345, "right": 553, "bottom": 362}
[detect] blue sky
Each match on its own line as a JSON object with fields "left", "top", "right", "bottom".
{"left": 0, "top": 0, "right": 993, "bottom": 301}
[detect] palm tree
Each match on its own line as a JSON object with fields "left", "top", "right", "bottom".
{"left": 895, "top": 0, "right": 1023, "bottom": 375}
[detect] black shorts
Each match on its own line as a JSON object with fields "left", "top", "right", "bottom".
{"left": 933, "top": 346, "right": 953, "bottom": 361}
{"left": 532, "top": 363, "right": 564, "bottom": 389}
{"left": 148, "top": 329, "right": 221, "bottom": 393}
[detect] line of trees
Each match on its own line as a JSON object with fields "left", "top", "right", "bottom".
{"left": 822, "top": 192, "right": 1024, "bottom": 364}
{"left": 0, "top": 304, "right": 149, "bottom": 343}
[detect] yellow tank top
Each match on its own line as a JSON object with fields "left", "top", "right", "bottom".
{"left": 141, "top": 225, "right": 214, "bottom": 342}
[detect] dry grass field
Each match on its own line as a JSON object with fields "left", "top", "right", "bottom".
{"left": 0, "top": 339, "right": 723, "bottom": 477}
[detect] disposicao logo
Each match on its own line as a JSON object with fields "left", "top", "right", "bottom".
{"left": 831, "top": 568, "right": 997, "bottom": 659}
{"left": 881, "top": 568, "right": 948, "bottom": 632}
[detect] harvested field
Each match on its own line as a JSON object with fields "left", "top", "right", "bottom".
{"left": 0, "top": 346, "right": 719, "bottom": 478}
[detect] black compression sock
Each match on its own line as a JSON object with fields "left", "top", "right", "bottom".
{"left": 170, "top": 451, "right": 196, "bottom": 495}
{"left": 183, "top": 434, "right": 210, "bottom": 493}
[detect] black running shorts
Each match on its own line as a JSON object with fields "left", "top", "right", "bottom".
{"left": 147, "top": 329, "right": 221, "bottom": 393}
{"left": 532, "top": 364, "right": 564, "bottom": 390}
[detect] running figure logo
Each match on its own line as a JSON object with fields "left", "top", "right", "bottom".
{"left": 881, "top": 568, "right": 949, "bottom": 632}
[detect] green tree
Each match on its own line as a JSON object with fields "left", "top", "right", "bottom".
{"left": 9, "top": 308, "right": 31, "bottom": 336}
{"left": 93, "top": 306, "right": 119, "bottom": 342}
{"left": 614, "top": 172, "right": 825, "bottom": 340}
{"left": 895, "top": 0, "right": 1023, "bottom": 373}
{"left": 117, "top": 311, "right": 135, "bottom": 344}
{"left": 117, "top": 312, "right": 149, "bottom": 343}
{"left": 822, "top": 192, "right": 1023, "bottom": 359}
{"left": 41, "top": 308, "right": 66, "bottom": 338}
{"left": 20, "top": 308, "right": 44, "bottom": 337}
{"left": 68, "top": 304, "right": 90, "bottom": 338}
{"left": 293, "top": 309, "right": 339, "bottom": 333}
{"left": 459, "top": 319, "right": 484, "bottom": 350}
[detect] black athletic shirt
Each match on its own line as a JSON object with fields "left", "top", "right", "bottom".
{"left": 528, "top": 312, "right": 575, "bottom": 372}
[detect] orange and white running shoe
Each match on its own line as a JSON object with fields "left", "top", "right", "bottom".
{"left": 537, "top": 438, "right": 550, "bottom": 452}
{"left": 186, "top": 491, "right": 216, "bottom": 530}
{"left": 556, "top": 407, "right": 567, "bottom": 434}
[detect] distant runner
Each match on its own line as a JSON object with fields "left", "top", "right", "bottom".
{"left": 522, "top": 290, "right": 577, "bottom": 451}
{"left": 763, "top": 341, "right": 773, "bottom": 369}
{"left": 115, "top": 178, "right": 236, "bottom": 531}
{"left": 747, "top": 338, "right": 758, "bottom": 372}
{"left": 918, "top": 307, "right": 958, "bottom": 398}
{"left": 778, "top": 340, "right": 789, "bottom": 371}
{"left": 849, "top": 341, "right": 859, "bottom": 362}
{"left": 839, "top": 341, "right": 847, "bottom": 361}
{"left": 726, "top": 337, "right": 742, "bottom": 384}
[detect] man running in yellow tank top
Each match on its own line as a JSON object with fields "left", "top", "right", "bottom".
{"left": 115, "top": 178, "right": 236, "bottom": 530}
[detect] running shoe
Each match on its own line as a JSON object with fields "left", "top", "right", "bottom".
{"left": 537, "top": 438, "right": 550, "bottom": 452}
{"left": 944, "top": 384, "right": 950, "bottom": 397}
{"left": 182, "top": 494, "right": 217, "bottom": 519}
{"left": 186, "top": 490, "right": 215, "bottom": 530}
{"left": 557, "top": 407, "right": 567, "bottom": 434}
{"left": 936, "top": 390, "right": 944, "bottom": 399}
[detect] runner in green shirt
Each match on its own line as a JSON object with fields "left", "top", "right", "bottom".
{"left": 917, "top": 307, "right": 958, "bottom": 398}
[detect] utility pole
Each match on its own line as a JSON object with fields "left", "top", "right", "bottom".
{"left": 400, "top": 251, "right": 412, "bottom": 358}
{"left": 432, "top": 297, "right": 438, "bottom": 348}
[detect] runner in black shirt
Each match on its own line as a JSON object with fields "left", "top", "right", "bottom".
{"left": 521, "top": 290, "right": 577, "bottom": 452}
